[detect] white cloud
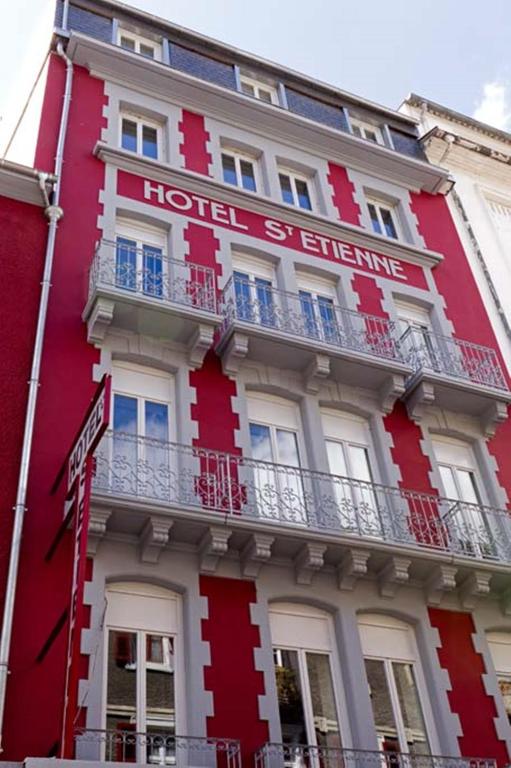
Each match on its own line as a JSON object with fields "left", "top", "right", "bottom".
{"left": 473, "top": 82, "right": 511, "bottom": 131}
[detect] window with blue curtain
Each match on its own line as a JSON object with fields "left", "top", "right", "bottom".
{"left": 142, "top": 245, "right": 163, "bottom": 297}
{"left": 234, "top": 271, "right": 253, "bottom": 322}
{"left": 299, "top": 291, "right": 318, "bottom": 338}
{"left": 318, "top": 296, "right": 338, "bottom": 343}
{"left": 116, "top": 237, "right": 137, "bottom": 291}
{"left": 255, "top": 277, "right": 275, "bottom": 327}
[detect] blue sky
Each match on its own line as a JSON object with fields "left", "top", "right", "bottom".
{"left": 2, "top": 0, "right": 510, "bottom": 164}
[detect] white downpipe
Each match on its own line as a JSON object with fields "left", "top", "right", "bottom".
{"left": 0, "top": 41, "right": 73, "bottom": 751}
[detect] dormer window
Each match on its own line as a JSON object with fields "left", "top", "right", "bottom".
{"left": 118, "top": 29, "right": 162, "bottom": 61}
{"left": 239, "top": 74, "right": 279, "bottom": 105}
{"left": 350, "top": 117, "right": 384, "bottom": 145}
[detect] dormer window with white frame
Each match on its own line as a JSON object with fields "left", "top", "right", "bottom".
{"left": 118, "top": 29, "right": 162, "bottom": 61}
{"left": 350, "top": 117, "right": 384, "bottom": 145}
{"left": 239, "top": 73, "right": 279, "bottom": 105}
{"left": 366, "top": 196, "right": 400, "bottom": 240}
{"left": 221, "top": 149, "right": 258, "bottom": 192}
{"left": 120, "top": 113, "right": 162, "bottom": 160}
{"left": 278, "top": 168, "right": 313, "bottom": 211}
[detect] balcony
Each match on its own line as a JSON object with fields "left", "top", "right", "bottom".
{"left": 217, "top": 276, "right": 410, "bottom": 408}
{"left": 83, "top": 239, "right": 221, "bottom": 366}
{"left": 90, "top": 431, "right": 511, "bottom": 588}
{"left": 75, "top": 728, "right": 241, "bottom": 767}
{"left": 254, "top": 744, "right": 496, "bottom": 768}
{"left": 400, "top": 327, "right": 511, "bottom": 433}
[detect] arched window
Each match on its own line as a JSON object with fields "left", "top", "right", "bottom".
{"left": 269, "top": 603, "right": 344, "bottom": 751}
{"left": 104, "top": 583, "right": 183, "bottom": 763}
{"left": 358, "top": 614, "right": 432, "bottom": 754}
{"left": 487, "top": 631, "right": 511, "bottom": 723}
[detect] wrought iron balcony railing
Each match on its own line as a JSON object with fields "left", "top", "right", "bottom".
{"left": 400, "top": 326, "right": 509, "bottom": 392}
{"left": 254, "top": 743, "right": 496, "bottom": 768}
{"left": 221, "top": 276, "right": 403, "bottom": 363}
{"left": 89, "top": 238, "right": 218, "bottom": 314}
{"left": 75, "top": 728, "right": 241, "bottom": 767}
{"left": 93, "top": 431, "right": 511, "bottom": 563}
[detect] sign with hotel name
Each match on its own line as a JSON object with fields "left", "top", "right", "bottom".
{"left": 67, "top": 375, "right": 111, "bottom": 493}
{"left": 117, "top": 171, "right": 428, "bottom": 289}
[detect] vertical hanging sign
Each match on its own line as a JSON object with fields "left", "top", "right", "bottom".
{"left": 59, "top": 375, "right": 111, "bottom": 758}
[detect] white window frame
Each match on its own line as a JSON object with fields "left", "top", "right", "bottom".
{"left": 112, "top": 361, "right": 176, "bottom": 443}
{"left": 278, "top": 167, "right": 315, "bottom": 211}
{"left": 270, "top": 603, "right": 349, "bottom": 749}
{"left": 115, "top": 219, "right": 168, "bottom": 288}
{"left": 239, "top": 74, "right": 279, "bottom": 105}
{"left": 119, "top": 113, "right": 163, "bottom": 160}
{"left": 350, "top": 118, "right": 384, "bottom": 145}
{"left": 366, "top": 196, "right": 401, "bottom": 240}
{"left": 117, "top": 29, "right": 162, "bottom": 60}
{"left": 487, "top": 632, "right": 511, "bottom": 723}
{"left": 102, "top": 583, "right": 185, "bottom": 763}
{"left": 359, "top": 614, "right": 438, "bottom": 754}
{"left": 221, "top": 148, "right": 259, "bottom": 192}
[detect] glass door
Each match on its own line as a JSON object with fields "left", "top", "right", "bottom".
{"left": 274, "top": 647, "right": 342, "bottom": 762}
{"left": 325, "top": 439, "right": 380, "bottom": 536}
{"left": 106, "top": 629, "right": 176, "bottom": 764}
{"left": 438, "top": 463, "right": 493, "bottom": 557}
{"left": 115, "top": 223, "right": 166, "bottom": 299}
{"left": 233, "top": 270, "right": 276, "bottom": 327}
{"left": 249, "top": 422, "right": 305, "bottom": 524}
{"left": 299, "top": 290, "right": 339, "bottom": 344}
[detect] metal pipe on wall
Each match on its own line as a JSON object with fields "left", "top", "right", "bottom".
{"left": 0, "top": 40, "right": 73, "bottom": 751}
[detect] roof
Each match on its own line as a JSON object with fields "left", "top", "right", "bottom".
{"left": 66, "top": 0, "right": 419, "bottom": 132}
{"left": 403, "top": 93, "right": 511, "bottom": 146}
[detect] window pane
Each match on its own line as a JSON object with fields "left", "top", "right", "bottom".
{"left": 146, "top": 636, "right": 176, "bottom": 764}
{"left": 299, "top": 291, "right": 318, "bottom": 338}
{"left": 255, "top": 277, "right": 275, "bottom": 327}
{"left": 114, "top": 394, "right": 137, "bottom": 434}
{"left": 295, "top": 179, "right": 312, "bottom": 210}
{"left": 365, "top": 129, "right": 378, "bottom": 143}
{"left": 142, "top": 125, "right": 158, "bottom": 159}
{"left": 276, "top": 429, "right": 300, "bottom": 468}
{"left": 250, "top": 422, "right": 273, "bottom": 462}
{"left": 318, "top": 296, "right": 337, "bottom": 342}
{"left": 348, "top": 445, "right": 372, "bottom": 483}
{"left": 352, "top": 124, "right": 362, "bottom": 138}
{"left": 240, "top": 159, "right": 256, "bottom": 192}
{"left": 498, "top": 678, "right": 511, "bottom": 723}
{"left": 222, "top": 154, "right": 238, "bottom": 186}
{"left": 234, "top": 271, "right": 253, "bottom": 321}
{"left": 121, "top": 119, "right": 138, "bottom": 153}
{"left": 258, "top": 88, "right": 273, "bottom": 104}
{"left": 140, "top": 43, "right": 155, "bottom": 59}
{"left": 120, "top": 36, "right": 136, "bottom": 51}
{"left": 106, "top": 630, "right": 137, "bottom": 758}
{"left": 381, "top": 208, "right": 398, "bottom": 239}
{"left": 145, "top": 401, "right": 168, "bottom": 442}
{"left": 116, "top": 236, "right": 137, "bottom": 290}
{"left": 456, "top": 468, "right": 480, "bottom": 505}
{"left": 306, "top": 653, "right": 341, "bottom": 749}
{"left": 393, "top": 662, "right": 430, "bottom": 753}
{"left": 142, "top": 245, "right": 163, "bottom": 297}
{"left": 241, "top": 81, "right": 255, "bottom": 97}
{"left": 368, "top": 203, "right": 382, "bottom": 235}
{"left": 279, "top": 173, "right": 294, "bottom": 205}
{"left": 365, "top": 658, "right": 400, "bottom": 751}
{"left": 439, "top": 465, "right": 459, "bottom": 500}
{"left": 274, "top": 648, "right": 308, "bottom": 746}
{"left": 326, "top": 440, "right": 349, "bottom": 478}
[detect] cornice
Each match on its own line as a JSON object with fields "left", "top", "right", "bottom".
{"left": 96, "top": 142, "right": 444, "bottom": 271}
{"left": 423, "top": 134, "right": 511, "bottom": 187}
{"left": 67, "top": 33, "right": 452, "bottom": 196}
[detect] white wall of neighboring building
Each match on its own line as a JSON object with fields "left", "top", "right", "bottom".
{"left": 400, "top": 98, "right": 511, "bottom": 374}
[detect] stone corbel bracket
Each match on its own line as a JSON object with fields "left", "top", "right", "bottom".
{"left": 425, "top": 564, "right": 458, "bottom": 606}
{"left": 481, "top": 400, "right": 509, "bottom": 438}
{"left": 139, "top": 518, "right": 173, "bottom": 563}
{"left": 337, "top": 548, "right": 370, "bottom": 591}
{"left": 86, "top": 297, "right": 114, "bottom": 345}
{"left": 199, "top": 525, "right": 232, "bottom": 573}
{"left": 404, "top": 380, "right": 436, "bottom": 423}
{"left": 460, "top": 570, "right": 492, "bottom": 610}
{"left": 241, "top": 533, "right": 274, "bottom": 578}
{"left": 188, "top": 323, "right": 216, "bottom": 368}
{"left": 219, "top": 331, "right": 249, "bottom": 376}
{"left": 87, "top": 507, "right": 112, "bottom": 555}
{"left": 304, "top": 354, "right": 330, "bottom": 394}
{"left": 379, "top": 373, "right": 407, "bottom": 414}
{"left": 378, "top": 556, "right": 411, "bottom": 597}
{"left": 294, "top": 542, "right": 327, "bottom": 585}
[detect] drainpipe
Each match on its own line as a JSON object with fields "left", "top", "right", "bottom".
{"left": 0, "top": 40, "right": 73, "bottom": 751}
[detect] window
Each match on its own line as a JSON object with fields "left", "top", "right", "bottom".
{"left": 487, "top": 198, "right": 511, "bottom": 261}
{"left": 239, "top": 74, "right": 279, "bottom": 105}
{"left": 107, "top": 363, "right": 174, "bottom": 500}
{"left": 279, "top": 169, "right": 313, "bottom": 211}
{"left": 322, "top": 410, "right": 380, "bottom": 536}
{"left": 221, "top": 150, "right": 257, "bottom": 192}
{"left": 359, "top": 614, "right": 433, "bottom": 755}
{"left": 247, "top": 393, "right": 305, "bottom": 524}
{"left": 118, "top": 29, "right": 162, "bottom": 60}
{"left": 270, "top": 604, "right": 343, "bottom": 751}
{"left": 366, "top": 198, "right": 400, "bottom": 239}
{"left": 432, "top": 437, "right": 493, "bottom": 558}
{"left": 350, "top": 118, "right": 384, "bottom": 145}
{"left": 120, "top": 115, "right": 161, "bottom": 160}
{"left": 394, "top": 299, "right": 437, "bottom": 367}
{"left": 231, "top": 253, "right": 276, "bottom": 326}
{"left": 114, "top": 220, "right": 166, "bottom": 297}
{"left": 105, "top": 583, "right": 182, "bottom": 764}
{"left": 296, "top": 274, "right": 339, "bottom": 344}
{"left": 487, "top": 632, "right": 511, "bottom": 724}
